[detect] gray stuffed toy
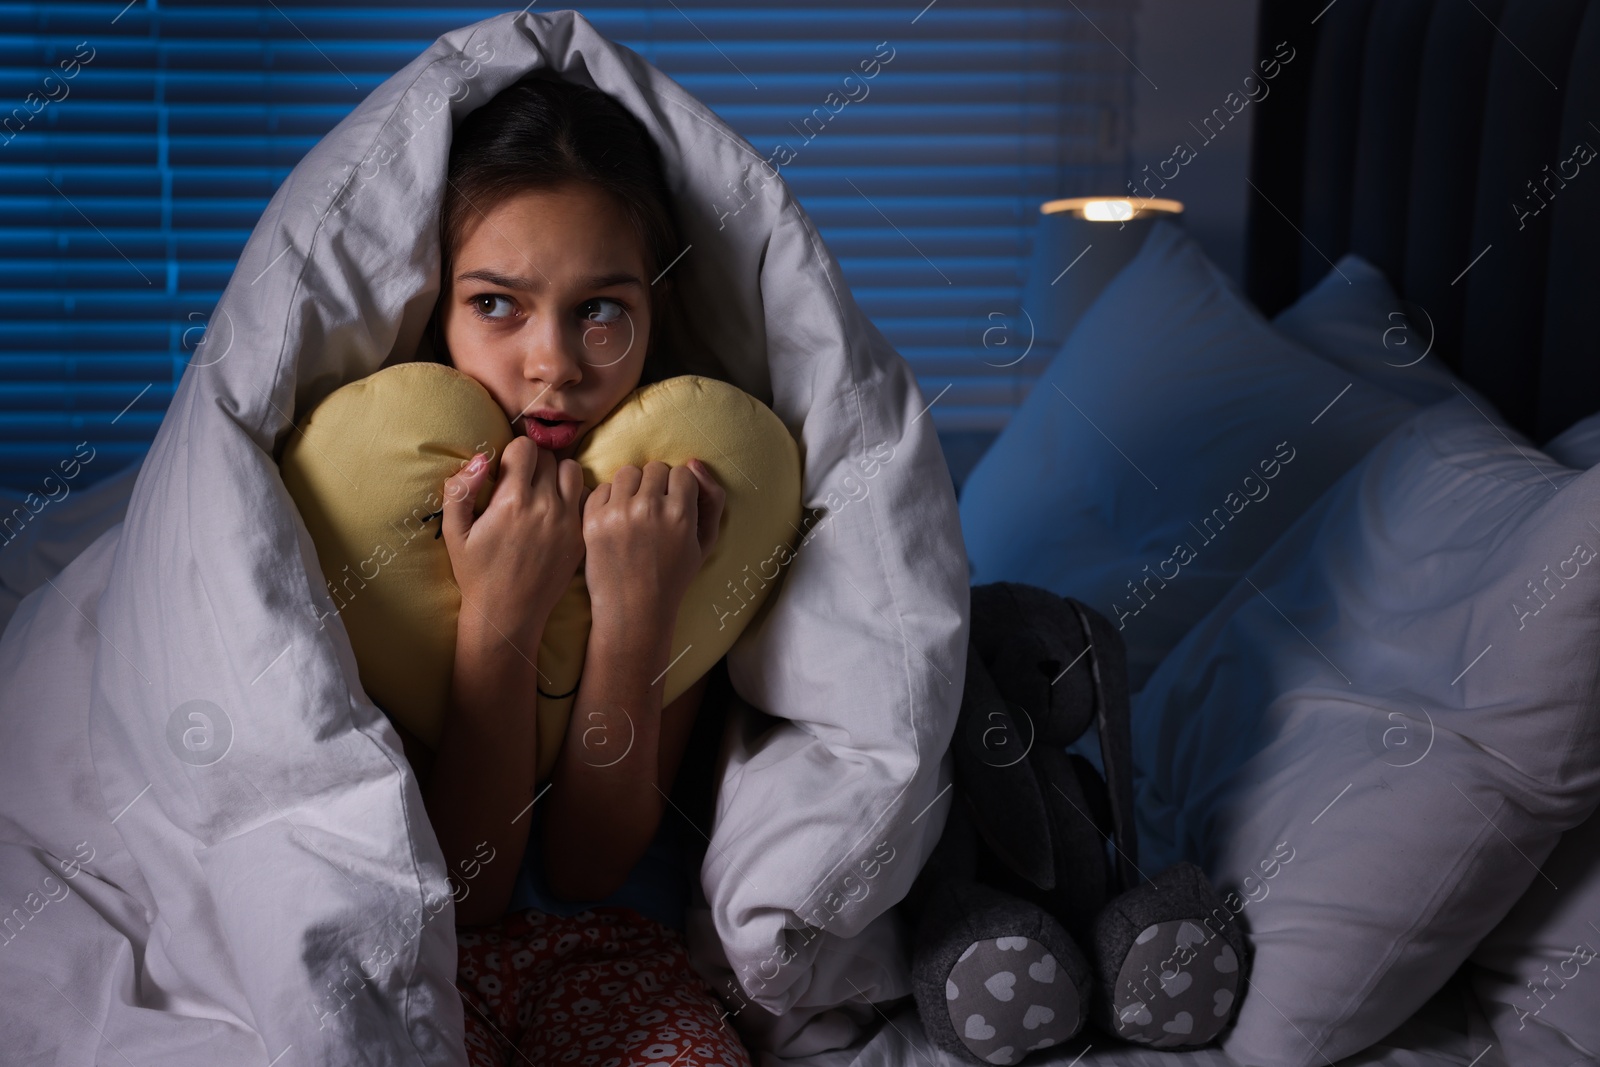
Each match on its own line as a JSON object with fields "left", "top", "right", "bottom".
{"left": 899, "top": 583, "right": 1249, "bottom": 1064}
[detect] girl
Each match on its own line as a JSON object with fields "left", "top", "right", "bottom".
{"left": 386, "top": 74, "right": 753, "bottom": 1067}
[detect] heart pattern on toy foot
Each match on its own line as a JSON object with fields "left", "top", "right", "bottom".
{"left": 1111, "top": 920, "right": 1242, "bottom": 1049}
{"left": 946, "top": 936, "right": 1082, "bottom": 1065}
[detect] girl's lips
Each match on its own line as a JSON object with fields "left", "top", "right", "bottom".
{"left": 523, "top": 415, "right": 582, "bottom": 451}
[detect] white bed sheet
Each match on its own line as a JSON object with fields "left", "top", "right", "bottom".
{"left": 776, "top": 988, "right": 1504, "bottom": 1067}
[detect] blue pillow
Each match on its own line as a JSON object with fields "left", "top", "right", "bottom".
{"left": 1272, "top": 252, "right": 1489, "bottom": 410}
{"left": 958, "top": 222, "right": 1416, "bottom": 693}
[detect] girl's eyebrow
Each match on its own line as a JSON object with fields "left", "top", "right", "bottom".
{"left": 455, "top": 268, "right": 643, "bottom": 291}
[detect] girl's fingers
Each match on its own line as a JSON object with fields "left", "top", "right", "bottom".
{"left": 557, "top": 457, "right": 586, "bottom": 508}
{"left": 525, "top": 438, "right": 551, "bottom": 487}
{"left": 500, "top": 435, "right": 534, "bottom": 495}
{"left": 639, "top": 461, "right": 672, "bottom": 497}
{"left": 441, "top": 451, "right": 490, "bottom": 547}
{"left": 610, "top": 463, "right": 644, "bottom": 498}
{"left": 685, "top": 458, "right": 726, "bottom": 556}
{"left": 666, "top": 463, "right": 698, "bottom": 513}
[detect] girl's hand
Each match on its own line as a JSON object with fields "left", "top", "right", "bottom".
{"left": 441, "top": 436, "right": 588, "bottom": 643}
{"left": 581, "top": 458, "right": 725, "bottom": 624}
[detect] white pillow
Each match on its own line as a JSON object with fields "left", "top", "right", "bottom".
{"left": 1272, "top": 252, "right": 1485, "bottom": 409}
{"left": 1473, "top": 415, "right": 1600, "bottom": 1067}
{"left": 1473, "top": 408, "right": 1600, "bottom": 1064}
{"left": 958, "top": 221, "right": 1416, "bottom": 693}
{"left": 1542, "top": 411, "right": 1600, "bottom": 469}
{"left": 1471, "top": 804, "right": 1600, "bottom": 1062}
{"left": 1133, "top": 397, "right": 1600, "bottom": 1066}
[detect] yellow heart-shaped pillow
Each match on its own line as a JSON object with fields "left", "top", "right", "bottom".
{"left": 280, "top": 361, "right": 802, "bottom": 783}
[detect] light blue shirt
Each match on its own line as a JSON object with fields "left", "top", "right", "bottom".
{"left": 506, "top": 809, "right": 696, "bottom": 934}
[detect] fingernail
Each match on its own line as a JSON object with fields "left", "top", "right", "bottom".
{"left": 467, "top": 452, "right": 486, "bottom": 474}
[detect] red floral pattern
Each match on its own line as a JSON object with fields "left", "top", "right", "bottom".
{"left": 456, "top": 905, "right": 753, "bottom": 1067}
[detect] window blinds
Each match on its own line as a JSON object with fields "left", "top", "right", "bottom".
{"left": 0, "top": 0, "right": 1133, "bottom": 490}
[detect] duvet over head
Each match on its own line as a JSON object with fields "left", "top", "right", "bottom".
{"left": 0, "top": 10, "right": 968, "bottom": 1066}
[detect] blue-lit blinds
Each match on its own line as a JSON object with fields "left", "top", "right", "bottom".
{"left": 0, "top": 0, "right": 1134, "bottom": 490}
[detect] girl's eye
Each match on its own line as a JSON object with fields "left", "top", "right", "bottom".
{"left": 580, "top": 298, "right": 626, "bottom": 326}
{"left": 472, "top": 294, "right": 516, "bottom": 321}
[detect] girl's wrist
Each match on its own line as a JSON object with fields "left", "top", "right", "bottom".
{"left": 587, "top": 578, "right": 682, "bottom": 631}
{"left": 456, "top": 600, "right": 547, "bottom": 663}
{"left": 587, "top": 596, "right": 678, "bottom": 660}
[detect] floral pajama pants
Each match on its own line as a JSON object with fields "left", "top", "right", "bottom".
{"left": 456, "top": 905, "right": 754, "bottom": 1067}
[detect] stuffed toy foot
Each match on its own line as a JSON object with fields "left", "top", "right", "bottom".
{"left": 908, "top": 804, "right": 1093, "bottom": 1066}
{"left": 1091, "top": 861, "right": 1250, "bottom": 1049}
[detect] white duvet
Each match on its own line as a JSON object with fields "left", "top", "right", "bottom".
{"left": 0, "top": 11, "right": 969, "bottom": 1065}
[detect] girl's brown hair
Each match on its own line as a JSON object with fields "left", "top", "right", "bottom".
{"left": 432, "top": 74, "right": 684, "bottom": 384}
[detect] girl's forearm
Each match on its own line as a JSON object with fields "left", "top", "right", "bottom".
{"left": 541, "top": 610, "right": 673, "bottom": 902}
{"left": 422, "top": 613, "right": 546, "bottom": 927}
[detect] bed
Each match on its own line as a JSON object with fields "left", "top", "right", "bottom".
{"left": 2, "top": 2, "right": 1598, "bottom": 1066}
{"left": 886, "top": 0, "right": 1600, "bottom": 1063}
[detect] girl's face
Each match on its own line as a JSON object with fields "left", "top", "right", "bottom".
{"left": 440, "top": 182, "right": 654, "bottom": 462}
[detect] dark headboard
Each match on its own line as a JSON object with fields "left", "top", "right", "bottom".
{"left": 1245, "top": 0, "right": 1600, "bottom": 443}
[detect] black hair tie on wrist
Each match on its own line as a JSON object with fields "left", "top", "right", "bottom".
{"left": 538, "top": 674, "right": 581, "bottom": 701}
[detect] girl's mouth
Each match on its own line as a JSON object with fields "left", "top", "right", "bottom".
{"left": 523, "top": 415, "right": 582, "bottom": 451}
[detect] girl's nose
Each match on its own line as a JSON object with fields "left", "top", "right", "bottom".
{"left": 522, "top": 313, "right": 584, "bottom": 389}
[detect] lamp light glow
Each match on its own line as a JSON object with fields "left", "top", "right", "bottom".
{"left": 1040, "top": 196, "right": 1184, "bottom": 221}
{"left": 1083, "top": 199, "right": 1134, "bottom": 222}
